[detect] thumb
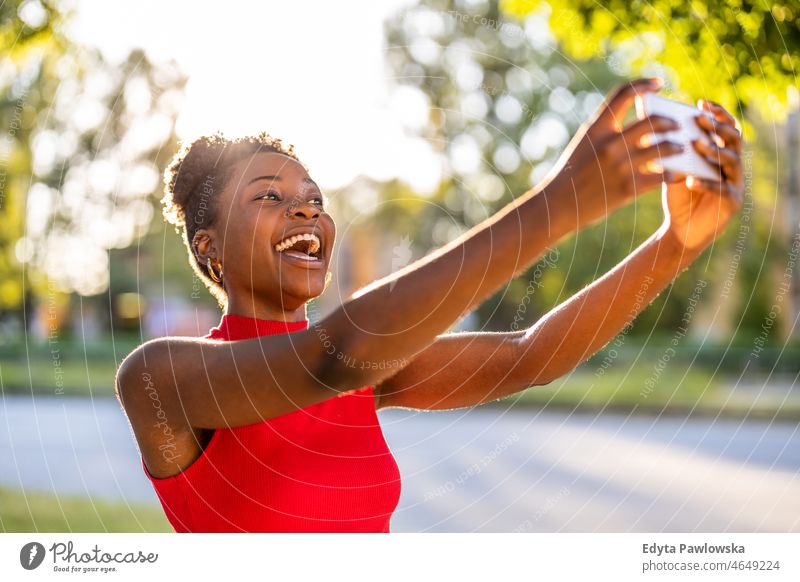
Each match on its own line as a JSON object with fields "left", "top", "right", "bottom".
{"left": 594, "top": 77, "right": 663, "bottom": 133}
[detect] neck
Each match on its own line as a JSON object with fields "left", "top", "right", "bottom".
{"left": 225, "top": 295, "right": 308, "bottom": 323}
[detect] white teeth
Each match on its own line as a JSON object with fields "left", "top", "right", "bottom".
{"left": 283, "top": 250, "right": 317, "bottom": 261}
{"left": 273, "top": 233, "right": 321, "bottom": 254}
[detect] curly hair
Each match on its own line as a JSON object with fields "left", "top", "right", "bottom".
{"left": 161, "top": 131, "right": 304, "bottom": 309}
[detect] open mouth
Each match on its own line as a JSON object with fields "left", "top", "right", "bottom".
{"left": 273, "top": 233, "right": 324, "bottom": 266}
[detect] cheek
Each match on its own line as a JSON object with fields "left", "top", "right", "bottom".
{"left": 236, "top": 218, "right": 278, "bottom": 256}
{"left": 323, "top": 217, "right": 337, "bottom": 248}
{"left": 222, "top": 229, "right": 271, "bottom": 274}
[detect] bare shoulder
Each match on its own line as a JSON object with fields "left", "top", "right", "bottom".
{"left": 115, "top": 336, "right": 183, "bottom": 413}
{"left": 115, "top": 337, "right": 209, "bottom": 479}
{"left": 115, "top": 334, "right": 220, "bottom": 403}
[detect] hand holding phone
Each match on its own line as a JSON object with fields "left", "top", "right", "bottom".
{"left": 634, "top": 93, "right": 722, "bottom": 181}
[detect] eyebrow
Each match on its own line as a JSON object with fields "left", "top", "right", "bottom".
{"left": 246, "top": 175, "right": 320, "bottom": 189}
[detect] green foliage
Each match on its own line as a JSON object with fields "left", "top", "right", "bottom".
{"left": 23, "top": 47, "right": 186, "bottom": 298}
{"left": 1, "top": 0, "right": 186, "bottom": 312}
{"left": 499, "top": 0, "right": 800, "bottom": 123}
{"left": 0, "top": 0, "right": 65, "bottom": 309}
{"left": 384, "top": 0, "right": 792, "bottom": 342}
{"left": 384, "top": 0, "right": 711, "bottom": 333}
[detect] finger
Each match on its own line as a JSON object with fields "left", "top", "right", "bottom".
{"left": 685, "top": 175, "right": 741, "bottom": 204}
{"left": 633, "top": 169, "right": 680, "bottom": 192}
{"left": 695, "top": 114, "right": 743, "bottom": 154}
{"left": 627, "top": 140, "right": 685, "bottom": 166}
{"left": 698, "top": 99, "right": 742, "bottom": 133}
{"left": 693, "top": 139, "right": 741, "bottom": 182}
{"left": 595, "top": 77, "right": 664, "bottom": 133}
{"left": 620, "top": 115, "right": 680, "bottom": 146}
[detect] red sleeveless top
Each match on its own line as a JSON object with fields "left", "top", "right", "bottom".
{"left": 142, "top": 313, "right": 402, "bottom": 532}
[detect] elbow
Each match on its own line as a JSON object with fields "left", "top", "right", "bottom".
{"left": 115, "top": 343, "right": 147, "bottom": 409}
{"left": 508, "top": 335, "right": 561, "bottom": 389}
{"left": 115, "top": 338, "right": 168, "bottom": 407}
{"left": 313, "top": 336, "right": 400, "bottom": 393}
{"left": 315, "top": 348, "right": 372, "bottom": 394}
{"left": 307, "top": 330, "right": 369, "bottom": 394}
{"left": 305, "top": 317, "right": 408, "bottom": 393}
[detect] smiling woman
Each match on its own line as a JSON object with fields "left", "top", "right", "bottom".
{"left": 160, "top": 132, "right": 333, "bottom": 313}
{"left": 115, "top": 79, "right": 744, "bottom": 532}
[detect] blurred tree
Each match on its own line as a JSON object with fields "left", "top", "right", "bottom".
{"left": 23, "top": 47, "right": 185, "bottom": 298}
{"left": 1, "top": 0, "right": 186, "bottom": 323}
{"left": 0, "top": 0, "right": 65, "bottom": 311}
{"left": 496, "top": 0, "right": 797, "bottom": 342}
{"left": 500, "top": 0, "right": 800, "bottom": 124}
{"left": 383, "top": 0, "right": 709, "bottom": 333}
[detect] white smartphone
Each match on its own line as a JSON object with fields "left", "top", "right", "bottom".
{"left": 634, "top": 93, "right": 721, "bottom": 181}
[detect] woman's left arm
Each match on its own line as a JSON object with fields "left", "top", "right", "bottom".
{"left": 375, "top": 99, "right": 744, "bottom": 411}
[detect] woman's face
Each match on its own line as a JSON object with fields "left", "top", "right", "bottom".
{"left": 213, "top": 152, "right": 336, "bottom": 312}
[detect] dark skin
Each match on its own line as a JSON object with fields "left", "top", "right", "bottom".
{"left": 117, "top": 78, "right": 743, "bottom": 479}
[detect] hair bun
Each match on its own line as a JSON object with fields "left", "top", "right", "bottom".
{"left": 162, "top": 134, "right": 216, "bottom": 227}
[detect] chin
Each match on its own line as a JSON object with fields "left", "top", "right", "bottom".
{"left": 283, "top": 280, "right": 325, "bottom": 303}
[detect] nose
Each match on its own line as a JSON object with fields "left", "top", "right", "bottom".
{"left": 286, "top": 199, "right": 320, "bottom": 220}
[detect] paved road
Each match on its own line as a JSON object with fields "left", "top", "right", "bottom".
{"left": 1, "top": 396, "right": 798, "bottom": 532}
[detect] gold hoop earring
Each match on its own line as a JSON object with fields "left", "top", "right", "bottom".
{"left": 207, "top": 258, "right": 223, "bottom": 283}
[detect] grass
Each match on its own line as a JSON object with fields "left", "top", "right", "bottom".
{"left": 0, "top": 487, "right": 172, "bottom": 532}
{"left": 508, "top": 366, "right": 800, "bottom": 419}
{"left": 0, "top": 359, "right": 119, "bottom": 397}
{"left": 0, "top": 336, "right": 138, "bottom": 397}
{"left": 514, "top": 366, "right": 718, "bottom": 408}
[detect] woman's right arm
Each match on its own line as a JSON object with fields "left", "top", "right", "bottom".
{"left": 117, "top": 77, "right": 681, "bottom": 428}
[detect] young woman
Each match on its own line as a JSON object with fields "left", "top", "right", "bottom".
{"left": 116, "top": 77, "right": 744, "bottom": 532}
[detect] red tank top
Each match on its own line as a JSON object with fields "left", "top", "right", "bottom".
{"left": 142, "top": 313, "right": 402, "bottom": 532}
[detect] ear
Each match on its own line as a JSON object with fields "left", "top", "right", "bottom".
{"left": 191, "top": 228, "right": 219, "bottom": 264}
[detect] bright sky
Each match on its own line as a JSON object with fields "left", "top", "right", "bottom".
{"left": 65, "top": 0, "right": 442, "bottom": 193}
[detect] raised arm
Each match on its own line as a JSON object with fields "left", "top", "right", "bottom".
{"left": 117, "top": 78, "right": 681, "bottom": 429}
{"left": 374, "top": 226, "right": 687, "bottom": 410}
{"left": 317, "top": 77, "right": 681, "bottom": 390}
{"left": 375, "top": 99, "right": 744, "bottom": 410}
